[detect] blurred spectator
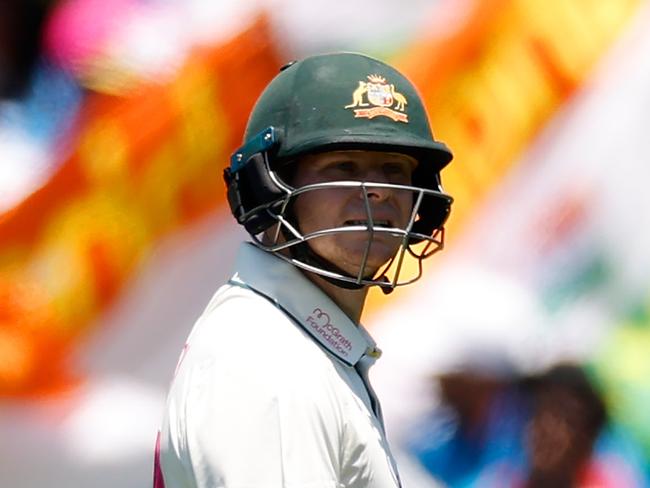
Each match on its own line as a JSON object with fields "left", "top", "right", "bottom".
{"left": 523, "top": 364, "right": 606, "bottom": 487}
{"left": 405, "top": 353, "right": 530, "bottom": 487}
{"left": 406, "top": 360, "right": 648, "bottom": 487}
{"left": 523, "top": 364, "right": 648, "bottom": 488}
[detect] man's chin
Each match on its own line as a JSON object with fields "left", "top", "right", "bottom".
{"left": 307, "top": 235, "right": 402, "bottom": 277}
{"left": 336, "top": 248, "right": 399, "bottom": 278}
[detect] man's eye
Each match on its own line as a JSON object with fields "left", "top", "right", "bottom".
{"left": 339, "top": 162, "right": 355, "bottom": 170}
{"left": 331, "top": 161, "right": 356, "bottom": 173}
{"left": 384, "top": 163, "right": 405, "bottom": 174}
{"left": 384, "top": 163, "right": 412, "bottom": 180}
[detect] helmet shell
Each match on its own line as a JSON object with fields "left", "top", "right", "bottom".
{"left": 244, "top": 52, "right": 452, "bottom": 173}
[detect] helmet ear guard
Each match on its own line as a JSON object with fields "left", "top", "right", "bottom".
{"left": 224, "top": 127, "right": 288, "bottom": 235}
{"left": 409, "top": 172, "right": 452, "bottom": 244}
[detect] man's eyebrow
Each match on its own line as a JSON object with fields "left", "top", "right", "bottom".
{"left": 320, "top": 157, "right": 356, "bottom": 165}
{"left": 382, "top": 159, "right": 417, "bottom": 169}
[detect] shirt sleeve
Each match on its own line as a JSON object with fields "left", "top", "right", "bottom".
{"left": 159, "top": 295, "right": 345, "bottom": 488}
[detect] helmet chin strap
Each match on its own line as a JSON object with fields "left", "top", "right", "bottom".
{"left": 277, "top": 199, "right": 397, "bottom": 293}
{"left": 287, "top": 238, "right": 366, "bottom": 290}
{"left": 285, "top": 235, "right": 396, "bottom": 294}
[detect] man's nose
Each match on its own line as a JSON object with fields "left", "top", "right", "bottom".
{"left": 362, "top": 168, "right": 392, "bottom": 201}
{"left": 364, "top": 184, "right": 392, "bottom": 202}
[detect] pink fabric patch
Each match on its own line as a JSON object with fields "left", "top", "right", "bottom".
{"left": 153, "top": 430, "right": 166, "bottom": 488}
{"left": 43, "top": 0, "right": 136, "bottom": 69}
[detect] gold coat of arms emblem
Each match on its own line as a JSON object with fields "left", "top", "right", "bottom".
{"left": 344, "top": 74, "right": 408, "bottom": 123}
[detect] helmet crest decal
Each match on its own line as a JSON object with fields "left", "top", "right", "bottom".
{"left": 344, "top": 74, "right": 409, "bottom": 123}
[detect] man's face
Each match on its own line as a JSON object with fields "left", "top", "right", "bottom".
{"left": 291, "top": 150, "right": 417, "bottom": 278}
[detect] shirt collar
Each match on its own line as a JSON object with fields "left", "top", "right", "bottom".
{"left": 230, "top": 242, "right": 380, "bottom": 367}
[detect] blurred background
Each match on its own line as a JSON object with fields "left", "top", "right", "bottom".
{"left": 1, "top": 0, "right": 650, "bottom": 486}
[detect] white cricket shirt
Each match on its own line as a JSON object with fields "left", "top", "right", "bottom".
{"left": 157, "top": 242, "right": 401, "bottom": 488}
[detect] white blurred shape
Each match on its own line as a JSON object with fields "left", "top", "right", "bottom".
{"left": 62, "top": 376, "right": 165, "bottom": 465}
{"left": 0, "top": 120, "right": 49, "bottom": 212}
{"left": 370, "top": 2, "right": 650, "bottom": 466}
{"left": 105, "top": 4, "right": 189, "bottom": 82}
{"left": 184, "top": 0, "right": 263, "bottom": 45}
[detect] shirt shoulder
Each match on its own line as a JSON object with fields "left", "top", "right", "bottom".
{"left": 162, "top": 285, "right": 349, "bottom": 487}
{"left": 171, "top": 282, "right": 351, "bottom": 425}
{"left": 186, "top": 283, "right": 336, "bottom": 374}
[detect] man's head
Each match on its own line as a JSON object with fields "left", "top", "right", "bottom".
{"left": 525, "top": 364, "right": 607, "bottom": 482}
{"left": 224, "top": 52, "right": 453, "bottom": 290}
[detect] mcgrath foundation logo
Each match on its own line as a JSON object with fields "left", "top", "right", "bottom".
{"left": 306, "top": 308, "right": 352, "bottom": 357}
{"left": 344, "top": 74, "right": 408, "bottom": 123}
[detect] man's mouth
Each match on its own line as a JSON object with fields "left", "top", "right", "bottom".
{"left": 344, "top": 219, "right": 392, "bottom": 228}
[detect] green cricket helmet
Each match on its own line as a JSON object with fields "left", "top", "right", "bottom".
{"left": 224, "top": 52, "right": 454, "bottom": 290}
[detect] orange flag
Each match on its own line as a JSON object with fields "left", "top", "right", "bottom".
{"left": 0, "top": 16, "right": 283, "bottom": 397}
{"left": 363, "top": 0, "right": 641, "bottom": 315}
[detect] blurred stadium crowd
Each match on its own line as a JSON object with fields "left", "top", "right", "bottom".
{"left": 404, "top": 361, "right": 648, "bottom": 487}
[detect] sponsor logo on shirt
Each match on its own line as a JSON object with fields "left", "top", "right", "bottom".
{"left": 305, "top": 308, "right": 353, "bottom": 357}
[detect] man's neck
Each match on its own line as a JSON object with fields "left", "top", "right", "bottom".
{"left": 302, "top": 271, "right": 368, "bottom": 323}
